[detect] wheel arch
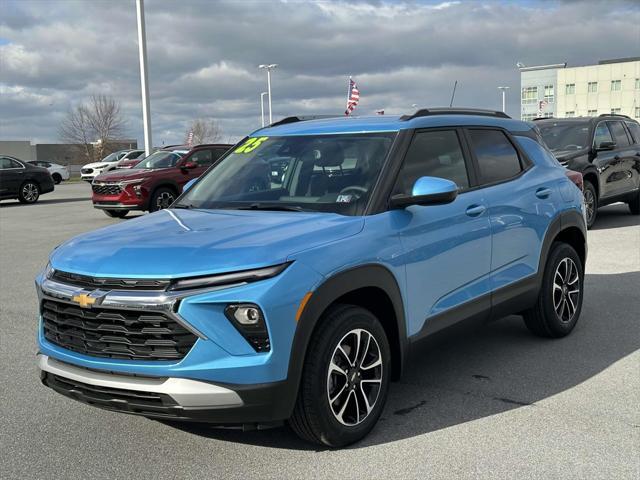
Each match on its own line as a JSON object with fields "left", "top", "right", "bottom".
{"left": 582, "top": 168, "right": 600, "bottom": 199}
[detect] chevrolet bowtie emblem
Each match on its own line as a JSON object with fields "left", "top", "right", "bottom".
{"left": 72, "top": 293, "right": 96, "bottom": 308}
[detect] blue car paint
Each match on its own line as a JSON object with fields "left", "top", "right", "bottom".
{"left": 37, "top": 114, "right": 585, "bottom": 387}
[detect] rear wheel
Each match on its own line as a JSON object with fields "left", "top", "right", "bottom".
{"left": 289, "top": 304, "right": 390, "bottom": 447}
{"left": 628, "top": 190, "right": 640, "bottom": 215}
{"left": 149, "top": 187, "right": 176, "bottom": 212}
{"left": 103, "top": 209, "right": 129, "bottom": 218}
{"left": 583, "top": 181, "right": 597, "bottom": 229}
{"left": 523, "top": 242, "right": 584, "bottom": 338}
{"left": 18, "top": 181, "right": 40, "bottom": 204}
{"left": 52, "top": 173, "right": 62, "bottom": 184}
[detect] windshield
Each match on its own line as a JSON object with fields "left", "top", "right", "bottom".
{"left": 538, "top": 122, "right": 590, "bottom": 152}
{"left": 134, "top": 150, "right": 187, "bottom": 169}
{"left": 175, "top": 133, "right": 396, "bottom": 215}
{"left": 101, "top": 152, "right": 122, "bottom": 163}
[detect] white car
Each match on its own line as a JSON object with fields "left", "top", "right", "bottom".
{"left": 80, "top": 149, "right": 144, "bottom": 182}
{"left": 27, "top": 161, "right": 70, "bottom": 184}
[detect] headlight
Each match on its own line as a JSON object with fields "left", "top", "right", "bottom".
{"left": 120, "top": 178, "right": 148, "bottom": 186}
{"left": 43, "top": 262, "right": 55, "bottom": 279}
{"left": 168, "top": 262, "right": 291, "bottom": 292}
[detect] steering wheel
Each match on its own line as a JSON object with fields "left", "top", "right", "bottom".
{"left": 338, "top": 185, "right": 368, "bottom": 199}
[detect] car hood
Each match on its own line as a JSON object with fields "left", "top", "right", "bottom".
{"left": 83, "top": 162, "right": 118, "bottom": 169}
{"left": 94, "top": 168, "right": 157, "bottom": 182}
{"left": 50, "top": 209, "right": 364, "bottom": 278}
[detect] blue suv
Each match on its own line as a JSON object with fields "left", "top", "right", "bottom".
{"left": 36, "top": 108, "right": 587, "bottom": 447}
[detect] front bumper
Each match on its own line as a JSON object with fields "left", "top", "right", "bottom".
{"left": 93, "top": 202, "right": 143, "bottom": 211}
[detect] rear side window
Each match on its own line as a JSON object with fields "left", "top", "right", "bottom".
{"left": 212, "top": 148, "right": 228, "bottom": 161}
{"left": 593, "top": 122, "right": 613, "bottom": 146}
{"left": 394, "top": 130, "right": 469, "bottom": 194}
{"left": 607, "top": 121, "right": 631, "bottom": 147}
{"left": 625, "top": 122, "right": 640, "bottom": 144}
{"left": 467, "top": 129, "right": 522, "bottom": 184}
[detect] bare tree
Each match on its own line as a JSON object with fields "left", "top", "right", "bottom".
{"left": 184, "top": 118, "right": 223, "bottom": 146}
{"left": 59, "top": 95, "right": 127, "bottom": 163}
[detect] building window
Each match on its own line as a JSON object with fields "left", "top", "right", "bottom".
{"left": 636, "top": 107, "right": 640, "bottom": 118}
{"left": 611, "top": 80, "right": 621, "bottom": 91}
{"left": 565, "top": 84, "right": 575, "bottom": 94}
{"left": 521, "top": 113, "right": 536, "bottom": 121}
{"left": 611, "top": 108, "right": 621, "bottom": 114}
{"left": 543, "top": 85, "right": 554, "bottom": 103}
{"left": 521, "top": 87, "right": 537, "bottom": 105}
{"left": 587, "top": 82, "right": 598, "bottom": 93}
{"left": 565, "top": 111, "right": 575, "bottom": 118}
{"left": 543, "top": 112, "right": 554, "bottom": 118}
{"left": 587, "top": 109, "right": 598, "bottom": 117}
{"left": 636, "top": 79, "right": 640, "bottom": 89}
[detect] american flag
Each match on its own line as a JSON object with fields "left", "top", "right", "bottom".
{"left": 186, "top": 131, "right": 194, "bottom": 147}
{"left": 537, "top": 100, "right": 548, "bottom": 117}
{"left": 345, "top": 78, "right": 360, "bottom": 116}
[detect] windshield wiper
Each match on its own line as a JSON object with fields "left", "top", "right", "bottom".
{"left": 172, "top": 203, "right": 194, "bottom": 209}
{"left": 236, "top": 203, "right": 306, "bottom": 212}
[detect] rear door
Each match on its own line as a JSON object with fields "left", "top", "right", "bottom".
{"left": 464, "top": 128, "right": 557, "bottom": 295}
{"left": 592, "top": 121, "right": 621, "bottom": 199}
{"left": 606, "top": 120, "right": 637, "bottom": 195}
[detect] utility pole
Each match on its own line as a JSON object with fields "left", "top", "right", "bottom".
{"left": 498, "top": 86, "right": 510, "bottom": 113}
{"left": 260, "top": 92, "right": 268, "bottom": 127}
{"left": 259, "top": 64, "right": 277, "bottom": 124}
{"left": 136, "top": 0, "right": 152, "bottom": 156}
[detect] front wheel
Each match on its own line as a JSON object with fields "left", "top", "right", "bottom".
{"left": 18, "top": 181, "right": 40, "bottom": 204}
{"left": 103, "top": 209, "right": 129, "bottom": 218}
{"left": 523, "top": 242, "right": 584, "bottom": 338}
{"left": 583, "top": 181, "right": 597, "bottom": 229}
{"left": 289, "top": 304, "right": 390, "bottom": 447}
{"left": 52, "top": 173, "right": 62, "bottom": 184}
{"left": 149, "top": 187, "right": 176, "bottom": 212}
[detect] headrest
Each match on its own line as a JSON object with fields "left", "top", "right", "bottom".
{"left": 314, "top": 143, "right": 344, "bottom": 168}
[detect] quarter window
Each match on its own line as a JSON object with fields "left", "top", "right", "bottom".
{"left": 468, "top": 129, "right": 522, "bottom": 185}
{"left": 607, "top": 121, "right": 631, "bottom": 147}
{"left": 625, "top": 122, "right": 640, "bottom": 143}
{"left": 593, "top": 123, "right": 613, "bottom": 146}
{"left": 394, "top": 130, "right": 469, "bottom": 194}
{"left": 611, "top": 80, "right": 621, "bottom": 91}
{"left": 565, "top": 84, "right": 575, "bottom": 94}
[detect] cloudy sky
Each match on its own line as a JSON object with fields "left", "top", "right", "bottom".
{"left": 1, "top": 0, "right": 639, "bottom": 145}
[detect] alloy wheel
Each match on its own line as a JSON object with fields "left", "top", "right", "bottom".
{"left": 326, "top": 328, "right": 383, "bottom": 426}
{"left": 156, "top": 192, "right": 175, "bottom": 210}
{"left": 583, "top": 189, "right": 595, "bottom": 224}
{"left": 552, "top": 257, "right": 580, "bottom": 323}
{"left": 22, "top": 183, "right": 39, "bottom": 202}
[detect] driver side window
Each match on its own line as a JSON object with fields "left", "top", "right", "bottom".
{"left": 190, "top": 150, "right": 213, "bottom": 166}
{"left": 394, "top": 130, "right": 469, "bottom": 195}
{"left": 593, "top": 123, "right": 613, "bottom": 147}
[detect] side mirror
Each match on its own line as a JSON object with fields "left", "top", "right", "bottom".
{"left": 183, "top": 178, "right": 198, "bottom": 193}
{"left": 181, "top": 161, "right": 198, "bottom": 170}
{"left": 390, "top": 176, "right": 458, "bottom": 209}
{"left": 595, "top": 141, "right": 616, "bottom": 151}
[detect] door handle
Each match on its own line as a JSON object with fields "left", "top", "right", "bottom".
{"left": 536, "top": 187, "right": 552, "bottom": 199}
{"left": 465, "top": 204, "right": 486, "bottom": 217}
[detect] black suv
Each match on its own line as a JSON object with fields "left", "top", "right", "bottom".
{"left": 536, "top": 114, "right": 640, "bottom": 228}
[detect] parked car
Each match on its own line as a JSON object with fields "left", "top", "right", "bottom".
{"left": 536, "top": 114, "right": 640, "bottom": 228}
{"left": 90, "top": 143, "right": 231, "bottom": 217}
{"left": 36, "top": 109, "right": 587, "bottom": 447}
{"left": 0, "top": 155, "right": 54, "bottom": 203}
{"left": 114, "top": 149, "right": 153, "bottom": 169}
{"left": 80, "top": 149, "right": 143, "bottom": 182}
{"left": 27, "top": 161, "right": 70, "bottom": 184}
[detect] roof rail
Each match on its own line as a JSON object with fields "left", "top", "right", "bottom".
{"left": 400, "top": 107, "right": 511, "bottom": 121}
{"left": 532, "top": 117, "right": 553, "bottom": 121}
{"left": 267, "top": 115, "right": 343, "bottom": 128}
{"left": 599, "top": 113, "right": 631, "bottom": 119}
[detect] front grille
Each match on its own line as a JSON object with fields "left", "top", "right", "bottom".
{"left": 52, "top": 270, "right": 170, "bottom": 291}
{"left": 92, "top": 183, "right": 122, "bottom": 195}
{"left": 42, "top": 371, "right": 183, "bottom": 417}
{"left": 42, "top": 300, "right": 197, "bottom": 361}
{"left": 81, "top": 168, "right": 93, "bottom": 174}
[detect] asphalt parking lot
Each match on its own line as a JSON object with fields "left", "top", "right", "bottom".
{"left": 0, "top": 182, "right": 638, "bottom": 479}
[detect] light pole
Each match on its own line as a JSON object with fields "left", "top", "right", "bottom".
{"left": 136, "top": 0, "right": 152, "bottom": 156}
{"left": 498, "top": 86, "right": 510, "bottom": 113}
{"left": 259, "top": 64, "right": 277, "bottom": 124}
{"left": 260, "top": 92, "right": 268, "bottom": 127}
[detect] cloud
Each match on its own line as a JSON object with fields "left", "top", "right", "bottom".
{"left": 0, "top": 0, "right": 638, "bottom": 144}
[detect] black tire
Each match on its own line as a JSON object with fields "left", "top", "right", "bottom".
{"left": 18, "top": 181, "right": 40, "bottom": 204}
{"left": 103, "top": 209, "right": 129, "bottom": 218}
{"left": 149, "top": 187, "right": 176, "bottom": 212}
{"left": 52, "top": 173, "right": 62, "bottom": 184}
{"left": 523, "top": 242, "right": 584, "bottom": 338}
{"left": 628, "top": 190, "right": 640, "bottom": 215}
{"left": 583, "top": 181, "right": 597, "bottom": 229}
{"left": 288, "top": 304, "right": 391, "bottom": 447}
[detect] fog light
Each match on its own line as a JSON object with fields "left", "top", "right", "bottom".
{"left": 224, "top": 304, "right": 270, "bottom": 352}
{"left": 233, "top": 305, "right": 261, "bottom": 325}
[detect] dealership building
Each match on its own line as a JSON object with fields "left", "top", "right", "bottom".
{"left": 519, "top": 57, "right": 640, "bottom": 121}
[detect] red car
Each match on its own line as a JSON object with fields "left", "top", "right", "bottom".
{"left": 91, "top": 143, "right": 231, "bottom": 218}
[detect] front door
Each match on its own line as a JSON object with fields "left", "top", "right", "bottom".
{"left": 391, "top": 128, "right": 493, "bottom": 338}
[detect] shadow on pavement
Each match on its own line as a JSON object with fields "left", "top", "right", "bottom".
{"left": 590, "top": 204, "right": 638, "bottom": 230}
{"left": 162, "top": 271, "right": 640, "bottom": 450}
{"left": 0, "top": 197, "right": 91, "bottom": 207}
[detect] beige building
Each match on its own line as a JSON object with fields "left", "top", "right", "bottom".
{"left": 520, "top": 57, "right": 640, "bottom": 121}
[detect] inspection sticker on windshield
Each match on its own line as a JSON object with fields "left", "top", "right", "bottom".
{"left": 336, "top": 194, "right": 353, "bottom": 203}
{"left": 235, "top": 136, "right": 269, "bottom": 154}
